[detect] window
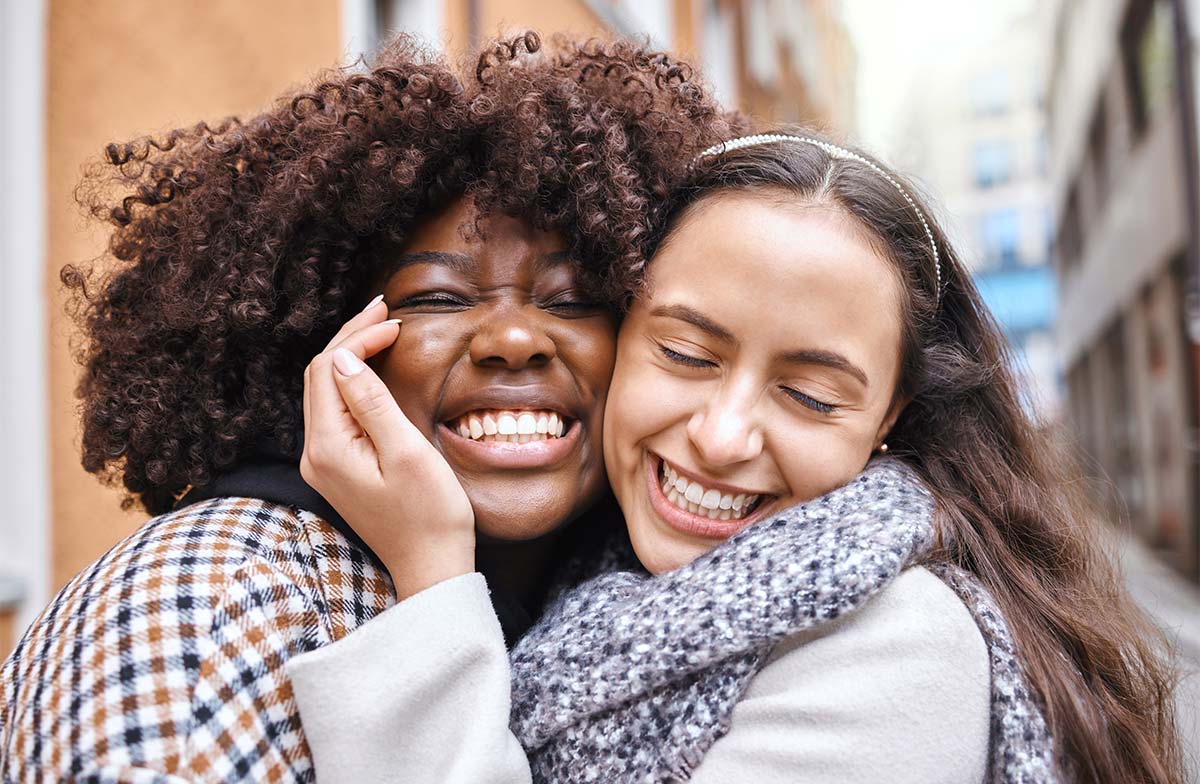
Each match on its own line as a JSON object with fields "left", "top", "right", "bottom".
{"left": 1056, "top": 183, "right": 1083, "bottom": 271}
{"left": 981, "top": 209, "right": 1021, "bottom": 267}
{"left": 1121, "top": 0, "right": 1176, "bottom": 138}
{"left": 972, "top": 140, "right": 1013, "bottom": 188}
{"left": 1034, "top": 130, "right": 1050, "bottom": 177}
{"left": 970, "top": 70, "right": 1011, "bottom": 116}
{"left": 702, "top": 0, "right": 738, "bottom": 108}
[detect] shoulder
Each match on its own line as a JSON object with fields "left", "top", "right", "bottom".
{"left": 0, "top": 497, "right": 387, "bottom": 780}
{"left": 696, "top": 566, "right": 990, "bottom": 784}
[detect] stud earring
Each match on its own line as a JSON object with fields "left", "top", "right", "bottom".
{"left": 878, "top": 443, "right": 889, "bottom": 454}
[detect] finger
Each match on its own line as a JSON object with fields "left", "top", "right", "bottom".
{"left": 322, "top": 293, "right": 390, "bottom": 353}
{"left": 308, "top": 320, "right": 402, "bottom": 439}
{"left": 329, "top": 319, "right": 402, "bottom": 363}
{"left": 331, "top": 347, "right": 425, "bottom": 463}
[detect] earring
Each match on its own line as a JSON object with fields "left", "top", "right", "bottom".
{"left": 878, "top": 443, "right": 889, "bottom": 454}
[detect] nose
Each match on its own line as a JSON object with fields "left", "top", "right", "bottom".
{"left": 685, "top": 382, "right": 765, "bottom": 467}
{"left": 469, "top": 306, "right": 557, "bottom": 370}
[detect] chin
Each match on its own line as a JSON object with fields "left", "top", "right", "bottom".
{"left": 628, "top": 525, "right": 700, "bottom": 576}
{"left": 472, "top": 490, "right": 592, "bottom": 543}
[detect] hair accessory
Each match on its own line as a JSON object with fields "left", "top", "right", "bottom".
{"left": 695, "top": 133, "right": 942, "bottom": 303}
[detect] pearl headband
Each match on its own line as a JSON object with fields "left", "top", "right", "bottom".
{"left": 694, "top": 133, "right": 943, "bottom": 304}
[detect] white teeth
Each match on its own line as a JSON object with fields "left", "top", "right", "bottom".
{"left": 451, "top": 410, "right": 569, "bottom": 444}
{"left": 657, "top": 458, "right": 763, "bottom": 522}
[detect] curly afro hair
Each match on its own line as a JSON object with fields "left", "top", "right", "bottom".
{"left": 64, "top": 32, "right": 745, "bottom": 515}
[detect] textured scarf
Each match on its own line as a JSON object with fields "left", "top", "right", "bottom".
{"left": 508, "top": 458, "right": 1061, "bottom": 783}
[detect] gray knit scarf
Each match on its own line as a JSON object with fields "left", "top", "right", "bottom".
{"left": 508, "top": 458, "right": 1061, "bottom": 783}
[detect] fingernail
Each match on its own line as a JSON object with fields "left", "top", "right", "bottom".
{"left": 362, "top": 294, "right": 384, "bottom": 312}
{"left": 382, "top": 319, "right": 402, "bottom": 326}
{"left": 333, "top": 347, "right": 366, "bottom": 376}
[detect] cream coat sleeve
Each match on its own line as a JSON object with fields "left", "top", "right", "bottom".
{"left": 285, "top": 573, "right": 531, "bottom": 784}
{"left": 287, "top": 567, "right": 991, "bottom": 784}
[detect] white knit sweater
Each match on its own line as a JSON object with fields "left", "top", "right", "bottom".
{"left": 285, "top": 565, "right": 989, "bottom": 783}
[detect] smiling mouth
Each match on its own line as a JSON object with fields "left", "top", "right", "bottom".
{"left": 446, "top": 409, "right": 572, "bottom": 444}
{"left": 656, "top": 456, "right": 767, "bottom": 521}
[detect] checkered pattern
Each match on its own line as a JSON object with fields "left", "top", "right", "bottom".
{"left": 0, "top": 497, "right": 394, "bottom": 783}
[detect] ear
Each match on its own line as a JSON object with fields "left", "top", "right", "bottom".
{"left": 874, "top": 393, "right": 911, "bottom": 449}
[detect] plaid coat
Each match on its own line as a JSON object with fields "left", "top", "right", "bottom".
{"left": 0, "top": 496, "right": 394, "bottom": 783}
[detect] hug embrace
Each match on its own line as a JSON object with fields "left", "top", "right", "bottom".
{"left": 0, "top": 31, "right": 1185, "bottom": 783}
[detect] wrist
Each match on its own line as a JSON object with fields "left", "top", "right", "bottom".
{"left": 385, "top": 536, "right": 476, "bottom": 601}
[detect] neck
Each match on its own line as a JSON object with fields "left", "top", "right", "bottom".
{"left": 474, "top": 495, "right": 622, "bottom": 616}
{"left": 475, "top": 531, "right": 563, "bottom": 611}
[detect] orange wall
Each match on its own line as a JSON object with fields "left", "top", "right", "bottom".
{"left": 476, "top": 0, "right": 606, "bottom": 42}
{"left": 46, "top": 0, "right": 342, "bottom": 589}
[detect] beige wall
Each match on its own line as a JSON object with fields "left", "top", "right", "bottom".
{"left": 475, "top": 0, "right": 606, "bottom": 43}
{"left": 46, "top": 0, "right": 342, "bottom": 590}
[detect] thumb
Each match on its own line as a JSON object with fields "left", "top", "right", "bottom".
{"left": 331, "top": 347, "right": 424, "bottom": 463}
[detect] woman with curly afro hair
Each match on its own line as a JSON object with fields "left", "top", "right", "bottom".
{"left": 0, "top": 32, "right": 741, "bottom": 781}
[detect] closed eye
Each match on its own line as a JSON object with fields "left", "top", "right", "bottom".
{"left": 782, "top": 387, "right": 837, "bottom": 414}
{"left": 390, "top": 293, "right": 470, "bottom": 309}
{"left": 540, "top": 291, "right": 604, "bottom": 315}
{"left": 660, "top": 345, "right": 715, "bottom": 368}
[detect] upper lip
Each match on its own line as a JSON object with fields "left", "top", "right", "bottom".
{"left": 655, "top": 453, "right": 776, "bottom": 498}
{"left": 439, "top": 385, "right": 580, "bottom": 424}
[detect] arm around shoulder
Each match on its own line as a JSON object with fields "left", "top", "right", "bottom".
{"left": 689, "top": 566, "right": 992, "bottom": 784}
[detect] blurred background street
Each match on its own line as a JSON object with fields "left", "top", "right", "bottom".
{"left": 1, "top": 0, "right": 1199, "bottom": 775}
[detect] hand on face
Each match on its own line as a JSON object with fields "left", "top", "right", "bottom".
{"left": 301, "top": 298, "right": 475, "bottom": 599}
{"left": 371, "top": 199, "right": 617, "bottom": 543}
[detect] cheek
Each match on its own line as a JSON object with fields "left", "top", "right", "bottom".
{"left": 773, "top": 422, "right": 877, "bottom": 501}
{"left": 605, "top": 354, "right": 691, "bottom": 463}
{"left": 562, "top": 319, "right": 619, "bottom": 392}
{"left": 372, "top": 318, "right": 464, "bottom": 432}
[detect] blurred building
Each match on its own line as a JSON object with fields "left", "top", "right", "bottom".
{"left": 0, "top": 0, "right": 854, "bottom": 655}
{"left": 889, "top": 3, "right": 1060, "bottom": 422}
{"left": 1047, "top": 0, "right": 1199, "bottom": 579}
{"left": 353, "top": 0, "right": 856, "bottom": 130}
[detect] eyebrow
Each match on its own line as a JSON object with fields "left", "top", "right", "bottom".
{"left": 650, "top": 303, "right": 870, "bottom": 388}
{"left": 650, "top": 304, "right": 735, "bottom": 343}
{"left": 780, "top": 348, "right": 869, "bottom": 388}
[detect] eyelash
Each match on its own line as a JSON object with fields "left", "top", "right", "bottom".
{"left": 389, "top": 292, "right": 599, "bottom": 313}
{"left": 658, "top": 345, "right": 838, "bottom": 414}
{"left": 541, "top": 293, "right": 601, "bottom": 313}
{"left": 392, "top": 293, "right": 468, "bottom": 309}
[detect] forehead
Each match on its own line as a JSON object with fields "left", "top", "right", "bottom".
{"left": 379, "top": 197, "right": 571, "bottom": 281}
{"left": 648, "top": 193, "right": 904, "bottom": 371}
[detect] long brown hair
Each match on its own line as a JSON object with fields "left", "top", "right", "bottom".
{"left": 654, "top": 131, "right": 1184, "bottom": 782}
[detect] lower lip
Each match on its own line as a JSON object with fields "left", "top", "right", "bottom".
{"left": 439, "top": 420, "right": 580, "bottom": 470}
{"left": 643, "top": 453, "right": 765, "bottom": 541}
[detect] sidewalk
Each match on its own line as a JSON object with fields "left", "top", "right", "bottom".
{"left": 1107, "top": 529, "right": 1200, "bottom": 781}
